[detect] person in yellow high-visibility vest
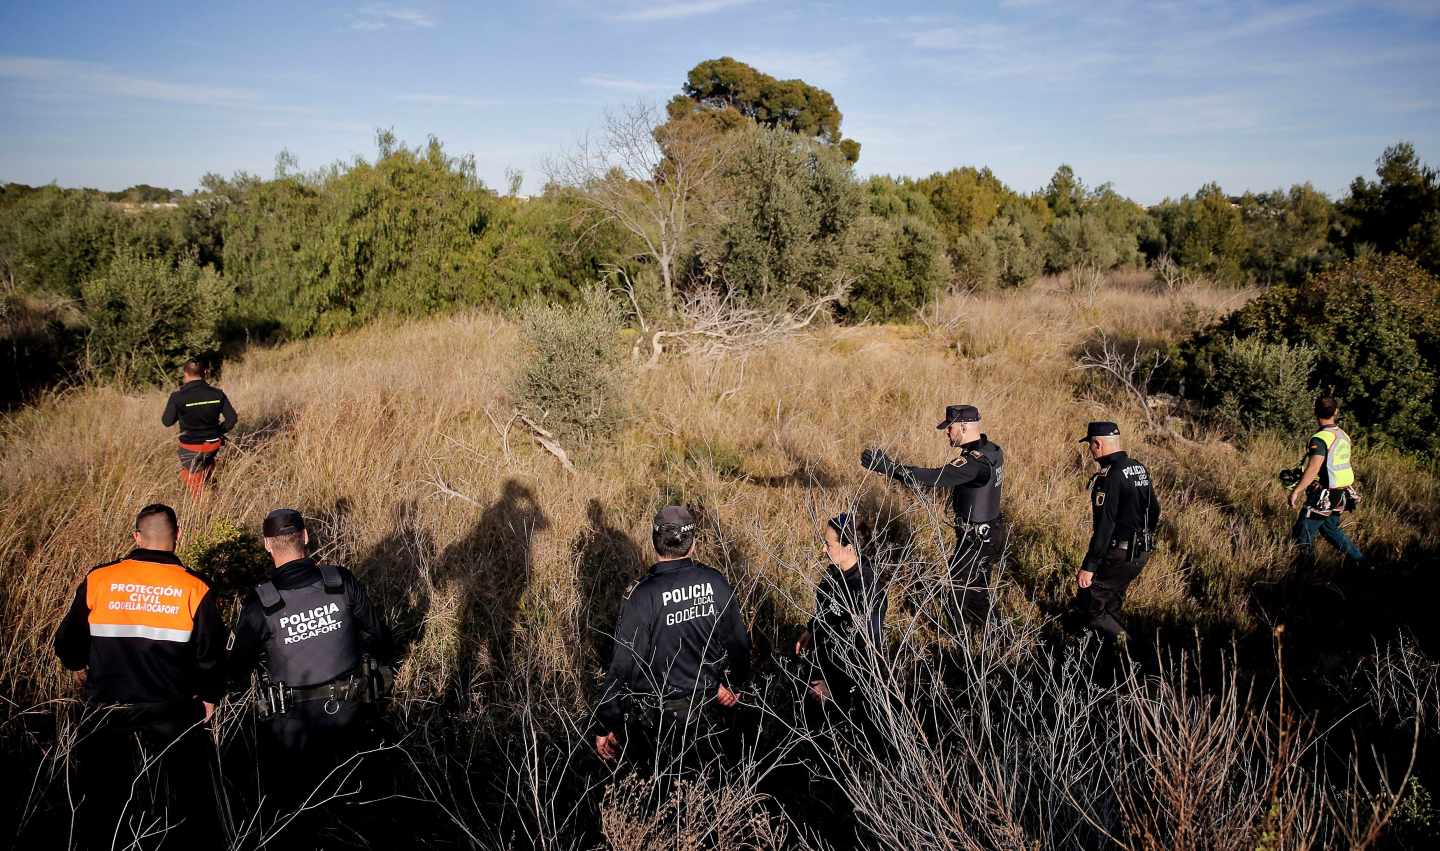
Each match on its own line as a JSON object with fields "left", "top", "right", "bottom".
{"left": 1287, "top": 396, "right": 1364, "bottom": 562}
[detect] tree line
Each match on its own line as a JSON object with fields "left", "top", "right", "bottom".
{"left": 1, "top": 57, "right": 1437, "bottom": 438}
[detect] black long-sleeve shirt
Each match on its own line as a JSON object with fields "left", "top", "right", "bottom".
{"left": 225, "top": 558, "right": 394, "bottom": 688}
{"left": 810, "top": 560, "right": 887, "bottom": 694}
{"left": 54, "top": 548, "right": 227, "bottom": 705}
{"left": 1083, "top": 451, "right": 1162, "bottom": 571}
{"left": 161, "top": 379, "right": 237, "bottom": 443}
{"left": 594, "top": 557, "right": 751, "bottom": 734}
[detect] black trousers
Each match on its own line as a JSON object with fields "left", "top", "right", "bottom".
{"left": 257, "top": 699, "right": 378, "bottom": 847}
{"left": 947, "top": 518, "right": 1007, "bottom": 629}
{"left": 73, "top": 702, "right": 219, "bottom": 850}
{"left": 1074, "top": 548, "right": 1149, "bottom": 641}
{"left": 620, "top": 698, "right": 734, "bottom": 784}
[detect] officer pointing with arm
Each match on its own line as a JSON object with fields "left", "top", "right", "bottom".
{"left": 861, "top": 404, "right": 1005, "bottom": 628}
{"left": 593, "top": 506, "right": 751, "bottom": 770}
{"left": 1073, "top": 422, "right": 1161, "bottom": 643}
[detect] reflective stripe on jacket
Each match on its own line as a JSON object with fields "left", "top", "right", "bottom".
{"left": 1312, "top": 426, "right": 1355, "bottom": 488}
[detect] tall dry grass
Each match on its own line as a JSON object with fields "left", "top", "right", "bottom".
{"left": 2, "top": 274, "right": 1435, "bottom": 709}
{"left": 3, "top": 272, "right": 1439, "bottom": 848}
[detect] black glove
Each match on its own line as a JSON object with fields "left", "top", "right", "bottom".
{"left": 861, "top": 448, "right": 894, "bottom": 475}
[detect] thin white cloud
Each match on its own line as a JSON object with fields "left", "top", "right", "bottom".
{"left": 349, "top": 4, "right": 435, "bottom": 31}
{"left": 1114, "top": 94, "right": 1266, "bottom": 136}
{"left": 730, "top": 47, "right": 862, "bottom": 85}
{"left": 395, "top": 93, "right": 503, "bottom": 108}
{"left": 579, "top": 74, "right": 672, "bottom": 93}
{"left": 910, "top": 24, "right": 1011, "bottom": 51}
{"left": 611, "top": 0, "right": 756, "bottom": 22}
{"left": 0, "top": 56, "right": 261, "bottom": 106}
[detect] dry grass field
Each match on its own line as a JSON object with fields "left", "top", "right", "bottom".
{"left": 3, "top": 272, "right": 1440, "bottom": 849}
{"left": 3, "top": 271, "right": 1436, "bottom": 712}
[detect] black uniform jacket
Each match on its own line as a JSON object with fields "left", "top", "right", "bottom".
{"left": 1083, "top": 451, "right": 1162, "bottom": 572}
{"left": 54, "top": 549, "right": 227, "bottom": 705}
{"left": 810, "top": 560, "right": 887, "bottom": 692}
{"left": 225, "top": 559, "right": 394, "bottom": 687}
{"left": 594, "top": 557, "right": 752, "bottom": 734}
{"left": 161, "top": 379, "right": 237, "bottom": 443}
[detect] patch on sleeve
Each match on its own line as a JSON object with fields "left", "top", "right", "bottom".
{"left": 968, "top": 449, "right": 986, "bottom": 461}
{"left": 226, "top": 631, "right": 235, "bottom": 652}
{"left": 1095, "top": 492, "right": 1106, "bottom": 507}
{"left": 622, "top": 579, "right": 641, "bottom": 601}
{"left": 949, "top": 455, "right": 968, "bottom": 467}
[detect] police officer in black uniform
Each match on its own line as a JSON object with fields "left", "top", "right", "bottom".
{"left": 795, "top": 514, "right": 887, "bottom": 716}
{"left": 226, "top": 509, "right": 393, "bottom": 826}
{"left": 1073, "top": 422, "right": 1162, "bottom": 642}
{"left": 593, "top": 506, "right": 751, "bottom": 776}
{"left": 861, "top": 404, "right": 1005, "bottom": 629}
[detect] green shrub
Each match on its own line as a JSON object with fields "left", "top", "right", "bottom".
{"left": 1210, "top": 337, "right": 1317, "bottom": 436}
{"left": 80, "top": 252, "right": 230, "bottom": 386}
{"left": 703, "top": 126, "right": 862, "bottom": 307}
{"left": 179, "top": 519, "right": 270, "bottom": 609}
{"left": 1047, "top": 213, "right": 1123, "bottom": 274}
{"left": 513, "top": 287, "right": 628, "bottom": 447}
{"left": 844, "top": 214, "right": 951, "bottom": 320}
{"left": 950, "top": 230, "right": 1000, "bottom": 289}
{"left": 1178, "top": 255, "right": 1439, "bottom": 449}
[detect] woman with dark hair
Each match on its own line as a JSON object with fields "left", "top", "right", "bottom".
{"left": 795, "top": 513, "right": 888, "bottom": 713}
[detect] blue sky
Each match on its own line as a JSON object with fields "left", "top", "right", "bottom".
{"left": 1, "top": 0, "right": 1437, "bottom": 204}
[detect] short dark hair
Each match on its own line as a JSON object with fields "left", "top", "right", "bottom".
{"left": 134, "top": 503, "right": 178, "bottom": 540}
{"left": 827, "top": 513, "right": 860, "bottom": 550}
{"left": 182, "top": 358, "right": 207, "bottom": 377}
{"left": 652, "top": 525, "right": 694, "bottom": 559}
{"left": 266, "top": 530, "right": 306, "bottom": 553}
{"left": 1315, "top": 396, "right": 1339, "bottom": 419}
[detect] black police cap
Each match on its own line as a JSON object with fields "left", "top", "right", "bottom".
{"left": 936, "top": 404, "right": 981, "bottom": 430}
{"left": 653, "top": 505, "right": 696, "bottom": 535}
{"left": 262, "top": 508, "right": 305, "bottom": 537}
{"left": 1079, "top": 421, "right": 1121, "bottom": 442}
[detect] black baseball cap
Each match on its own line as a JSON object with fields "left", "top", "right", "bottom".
{"left": 653, "top": 505, "right": 696, "bottom": 535}
{"left": 262, "top": 508, "right": 305, "bottom": 537}
{"left": 936, "top": 404, "right": 981, "bottom": 430}
{"left": 1079, "top": 421, "right": 1121, "bottom": 442}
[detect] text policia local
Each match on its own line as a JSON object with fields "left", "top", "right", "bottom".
{"left": 662, "top": 582, "right": 716, "bottom": 627}
{"left": 280, "top": 603, "right": 344, "bottom": 645}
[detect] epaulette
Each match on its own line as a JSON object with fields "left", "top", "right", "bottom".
{"left": 319, "top": 564, "right": 344, "bottom": 592}
{"left": 256, "top": 581, "right": 283, "bottom": 610}
{"left": 968, "top": 449, "right": 987, "bottom": 462}
{"left": 949, "top": 455, "right": 968, "bottom": 467}
{"left": 622, "top": 578, "right": 642, "bottom": 601}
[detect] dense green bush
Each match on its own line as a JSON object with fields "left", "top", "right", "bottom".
{"left": 513, "top": 287, "right": 628, "bottom": 447}
{"left": 1178, "top": 255, "right": 1439, "bottom": 449}
{"left": 0, "top": 187, "right": 122, "bottom": 297}
{"left": 179, "top": 519, "right": 270, "bottom": 609}
{"left": 80, "top": 252, "right": 229, "bottom": 385}
{"left": 843, "top": 214, "right": 950, "bottom": 320}
{"left": 1047, "top": 214, "right": 1123, "bottom": 274}
{"left": 1209, "top": 337, "right": 1317, "bottom": 436}
{"left": 1338, "top": 142, "right": 1440, "bottom": 275}
{"left": 1150, "top": 183, "right": 1248, "bottom": 283}
{"left": 702, "top": 126, "right": 862, "bottom": 306}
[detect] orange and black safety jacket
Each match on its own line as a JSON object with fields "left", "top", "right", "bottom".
{"left": 161, "top": 379, "right": 237, "bottom": 444}
{"left": 54, "top": 549, "right": 226, "bottom": 706}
